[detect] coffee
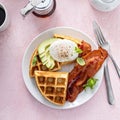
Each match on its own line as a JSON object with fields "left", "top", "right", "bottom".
{"left": 0, "top": 3, "right": 9, "bottom": 32}
{"left": 0, "top": 7, "right": 5, "bottom": 26}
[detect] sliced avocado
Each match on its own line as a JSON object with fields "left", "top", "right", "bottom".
{"left": 41, "top": 53, "right": 49, "bottom": 65}
{"left": 38, "top": 38, "right": 59, "bottom": 69}
{"left": 40, "top": 51, "right": 54, "bottom": 68}
{"left": 40, "top": 52, "right": 46, "bottom": 58}
{"left": 49, "top": 58, "right": 55, "bottom": 69}
{"left": 46, "top": 61, "right": 52, "bottom": 68}
{"left": 46, "top": 56, "right": 54, "bottom": 69}
{"left": 42, "top": 55, "right": 55, "bottom": 69}
{"left": 41, "top": 56, "right": 48, "bottom": 63}
{"left": 42, "top": 60, "right": 48, "bottom": 65}
{"left": 39, "top": 47, "right": 50, "bottom": 58}
{"left": 38, "top": 38, "right": 58, "bottom": 55}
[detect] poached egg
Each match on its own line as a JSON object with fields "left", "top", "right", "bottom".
{"left": 49, "top": 39, "right": 78, "bottom": 62}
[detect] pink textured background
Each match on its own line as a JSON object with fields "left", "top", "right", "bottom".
{"left": 0, "top": 0, "right": 120, "bottom": 120}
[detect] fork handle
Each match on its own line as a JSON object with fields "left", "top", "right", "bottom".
{"left": 104, "top": 62, "right": 115, "bottom": 105}
{"left": 109, "top": 54, "right": 120, "bottom": 78}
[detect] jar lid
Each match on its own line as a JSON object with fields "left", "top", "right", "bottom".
{"left": 30, "top": 0, "right": 52, "bottom": 9}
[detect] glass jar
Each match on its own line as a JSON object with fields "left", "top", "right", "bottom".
{"left": 21, "top": 0, "right": 56, "bottom": 17}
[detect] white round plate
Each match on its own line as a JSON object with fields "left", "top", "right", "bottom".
{"left": 22, "top": 27, "right": 104, "bottom": 109}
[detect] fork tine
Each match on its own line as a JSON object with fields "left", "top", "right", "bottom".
{"left": 96, "top": 27, "right": 103, "bottom": 45}
{"left": 93, "top": 21, "right": 103, "bottom": 46}
{"left": 96, "top": 29, "right": 103, "bottom": 45}
{"left": 94, "top": 21, "right": 106, "bottom": 44}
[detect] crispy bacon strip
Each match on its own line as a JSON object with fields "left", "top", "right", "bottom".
{"left": 67, "top": 47, "right": 108, "bottom": 102}
{"left": 78, "top": 41, "right": 91, "bottom": 57}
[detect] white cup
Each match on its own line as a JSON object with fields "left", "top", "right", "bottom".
{"left": 101, "top": 0, "right": 114, "bottom": 2}
{"left": 0, "top": 3, "right": 9, "bottom": 32}
{"left": 89, "top": 0, "right": 120, "bottom": 12}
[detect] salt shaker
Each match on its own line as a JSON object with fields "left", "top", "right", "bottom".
{"left": 21, "top": 0, "right": 56, "bottom": 17}
{"left": 89, "top": 0, "right": 120, "bottom": 12}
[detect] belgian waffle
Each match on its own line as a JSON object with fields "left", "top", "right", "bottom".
{"left": 29, "top": 48, "right": 61, "bottom": 77}
{"left": 35, "top": 71, "right": 68, "bottom": 105}
{"left": 54, "top": 34, "right": 82, "bottom": 44}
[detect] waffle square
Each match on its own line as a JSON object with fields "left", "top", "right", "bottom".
{"left": 35, "top": 71, "right": 68, "bottom": 105}
{"left": 29, "top": 48, "right": 61, "bottom": 77}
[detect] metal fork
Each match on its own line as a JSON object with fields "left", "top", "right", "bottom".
{"left": 93, "top": 21, "right": 120, "bottom": 78}
{"left": 93, "top": 21, "right": 116, "bottom": 105}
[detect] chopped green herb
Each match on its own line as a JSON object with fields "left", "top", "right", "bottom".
{"left": 77, "top": 57, "right": 85, "bottom": 66}
{"left": 75, "top": 47, "right": 83, "bottom": 54}
{"left": 32, "top": 56, "right": 37, "bottom": 66}
{"left": 83, "top": 78, "right": 97, "bottom": 90}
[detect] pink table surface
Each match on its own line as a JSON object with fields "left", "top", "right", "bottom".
{"left": 0, "top": 0, "right": 120, "bottom": 120}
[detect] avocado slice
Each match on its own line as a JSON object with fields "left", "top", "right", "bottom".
{"left": 46, "top": 56, "right": 55, "bottom": 69}
{"left": 49, "top": 57, "right": 55, "bottom": 69}
{"left": 42, "top": 60, "right": 48, "bottom": 65}
{"left": 41, "top": 52, "right": 49, "bottom": 65}
{"left": 38, "top": 38, "right": 59, "bottom": 69}
{"left": 38, "top": 38, "right": 58, "bottom": 55}
{"left": 40, "top": 51, "right": 55, "bottom": 68}
{"left": 39, "top": 47, "right": 50, "bottom": 58}
{"left": 41, "top": 56, "right": 48, "bottom": 64}
{"left": 40, "top": 52, "right": 46, "bottom": 58}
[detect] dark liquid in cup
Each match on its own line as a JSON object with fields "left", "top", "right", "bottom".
{"left": 0, "top": 7, "right": 5, "bottom": 26}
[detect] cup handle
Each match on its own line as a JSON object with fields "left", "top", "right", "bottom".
{"left": 20, "top": 2, "right": 34, "bottom": 16}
